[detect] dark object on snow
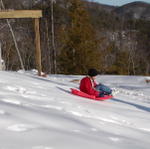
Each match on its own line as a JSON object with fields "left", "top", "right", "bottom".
{"left": 145, "top": 79, "right": 150, "bottom": 83}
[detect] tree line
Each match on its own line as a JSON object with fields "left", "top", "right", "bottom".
{"left": 0, "top": 0, "right": 150, "bottom": 75}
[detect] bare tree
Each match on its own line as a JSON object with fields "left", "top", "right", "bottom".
{"left": 0, "top": 42, "right": 2, "bottom": 70}
{"left": 51, "top": 0, "right": 57, "bottom": 73}
{"left": 0, "top": 0, "right": 25, "bottom": 70}
{"left": 45, "top": 18, "right": 52, "bottom": 73}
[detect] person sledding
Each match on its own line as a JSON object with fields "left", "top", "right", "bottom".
{"left": 80, "top": 68, "right": 112, "bottom": 97}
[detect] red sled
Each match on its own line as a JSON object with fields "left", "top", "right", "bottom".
{"left": 71, "top": 88, "right": 113, "bottom": 101}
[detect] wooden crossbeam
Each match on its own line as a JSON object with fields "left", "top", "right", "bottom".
{"left": 0, "top": 10, "right": 42, "bottom": 19}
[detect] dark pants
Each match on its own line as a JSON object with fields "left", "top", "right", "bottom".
{"left": 95, "top": 84, "right": 112, "bottom": 97}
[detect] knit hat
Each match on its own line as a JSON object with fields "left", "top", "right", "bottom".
{"left": 88, "top": 68, "right": 99, "bottom": 77}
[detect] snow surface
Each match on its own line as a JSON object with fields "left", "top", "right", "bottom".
{"left": 0, "top": 70, "right": 150, "bottom": 149}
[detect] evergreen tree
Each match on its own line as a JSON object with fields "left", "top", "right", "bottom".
{"left": 58, "top": 0, "right": 101, "bottom": 75}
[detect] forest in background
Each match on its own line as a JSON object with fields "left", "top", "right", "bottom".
{"left": 0, "top": 0, "right": 150, "bottom": 75}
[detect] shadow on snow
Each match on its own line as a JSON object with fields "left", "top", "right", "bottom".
{"left": 111, "top": 98, "right": 150, "bottom": 113}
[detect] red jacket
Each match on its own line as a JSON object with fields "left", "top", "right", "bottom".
{"left": 79, "top": 76, "right": 99, "bottom": 97}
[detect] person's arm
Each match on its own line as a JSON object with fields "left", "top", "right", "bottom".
{"left": 85, "top": 78, "right": 99, "bottom": 97}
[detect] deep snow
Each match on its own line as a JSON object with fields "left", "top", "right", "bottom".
{"left": 0, "top": 70, "right": 150, "bottom": 149}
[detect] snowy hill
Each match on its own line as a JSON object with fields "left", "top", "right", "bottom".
{"left": 0, "top": 70, "right": 150, "bottom": 149}
{"left": 114, "top": 1, "right": 150, "bottom": 20}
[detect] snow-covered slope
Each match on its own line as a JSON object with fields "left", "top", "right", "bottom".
{"left": 0, "top": 70, "right": 150, "bottom": 149}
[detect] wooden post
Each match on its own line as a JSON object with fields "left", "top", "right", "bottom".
{"left": 34, "top": 18, "right": 42, "bottom": 76}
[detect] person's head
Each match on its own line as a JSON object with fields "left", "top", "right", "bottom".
{"left": 88, "top": 68, "right": 99, "bottom": 79}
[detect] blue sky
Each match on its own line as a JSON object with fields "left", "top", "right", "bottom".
{"left": 91, "top": 0, "right": 150, "bottom": 6}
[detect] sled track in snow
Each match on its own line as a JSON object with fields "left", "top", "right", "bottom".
{"left": 112, "top": 88, "right": 150, "bottom": 103}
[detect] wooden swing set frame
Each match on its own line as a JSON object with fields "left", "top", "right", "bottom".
{"left": 0, "top": 10, "right": 42, "bottom": 75}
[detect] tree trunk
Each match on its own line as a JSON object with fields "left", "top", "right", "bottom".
{"left": 0, "top": 42, "right": 2, "bottom": 70}
{"left": 45, "top": 18, "right": 52, "bottom": 73}
{"left": 51, "top": 0, "right": 57, "bottom": 74}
